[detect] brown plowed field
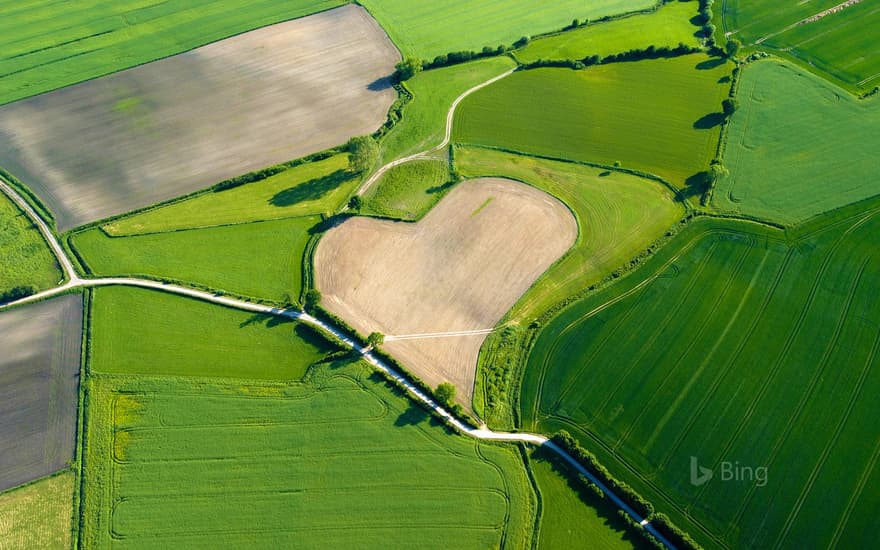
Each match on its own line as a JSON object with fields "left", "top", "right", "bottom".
{"left": 315, "top": 177, "right": 576, "bottom": 407}
{"left": 0, "top": 294, "right": 83, "bottom": 492}
{"left": 0, "top": 5, "right": 399, "bottom": 231}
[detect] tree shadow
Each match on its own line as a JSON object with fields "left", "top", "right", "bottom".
{"left": 696, "top": 57, "right": 726, "bottom": 70}
{"left": 395, "top": 400, "right": 431, "bottom": 426}
{"left": 599, "top": 170, "right": 612, "bottom": 177}
{"left": 367, "top": 75, "right": 394, "bottom": 91}
{"left": 718, "top": 75, "right": 731, "bottom": 83}
{"left": 308, "top": 213, "right": 352, "bottom": 235}
{"left": 531, "top": 447, "right": 652, "bottom": 548}
{"left": 693, "top": 112, "right": 725, "bottom": 130}
{"left": 239, "top": 312, "right": 295, "bottom": 329}
{"left": 678, "top": 171, "right": 711, "bottom": 201}
{"left": 269, "top": 170, "right": 353, "bottom": 207}
{"left": 426, "top": 180, "right": 456, "bottom": 194}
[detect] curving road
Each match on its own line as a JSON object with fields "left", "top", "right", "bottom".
{"left": 0, "top": 66, "right": 676, "bottom": 549}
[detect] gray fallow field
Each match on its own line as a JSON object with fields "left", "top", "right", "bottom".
{"left": 0, "top": 294, "right": 82, "bottom": 492}
{"left": 315, "top": 178, "right": 577, "bottom": 407}
{"left": 0, "top": 5, "right": 399, "bottom": 231}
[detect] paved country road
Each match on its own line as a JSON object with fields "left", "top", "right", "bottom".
{"left": 0, "top": 73, "right": 676, "bottom": 549}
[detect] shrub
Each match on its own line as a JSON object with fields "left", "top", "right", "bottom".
{"left": 394, "top": 57, "right": 422, "bottom": 81}
{"left": 0, "top": 285, "right": 35, "bottom": 304}
{"left": 652, "top": 513, "right": 704, "bottom": 550}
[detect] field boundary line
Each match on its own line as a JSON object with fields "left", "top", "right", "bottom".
{"left": 0, "top": 177, "right": 677, "bottom": 550}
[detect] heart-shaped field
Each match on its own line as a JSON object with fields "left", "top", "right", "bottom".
{"left": 314, "top": 177, "right": 576, "bottom": 406}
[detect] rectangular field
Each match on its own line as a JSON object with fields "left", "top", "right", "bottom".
{"left": 0, "top": 472, "right": 74, "bottom": 550}
{"left": 72, "top": 216, "right": 319, "bottom": 303}
{"left": 455, "top": 55, "right": 732, "bottom": 187}
{"left": 89, "top": 286, "right": 338, "bottom": 380}
{"left": 714, "top": 59, "right": 880, "bottom": 225}
{"left": 0, "top": 5, "right": 399, "bottom": 231}
{"left": 0, "top": 0, "right": 345, "bottom": 105}
{"left": 516, "top": 1, "right": 701, "bottom": 64}
{"left": 81, "top": 365, "right": 535, "bottom": 548}
{"left": 522, "top": 211, "right": 880, "bottom": 548}
{"left": 359, "top": 0, "right": 657, "bottom": 60}
{"left": 0, "top": 295, "right": 82, "bottom": 492}
{"left": 721, "top": 0, "right": 880, "bottom": 89}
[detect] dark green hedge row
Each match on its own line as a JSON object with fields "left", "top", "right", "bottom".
{"left": 522, "top": 43, "right": 703, "bottom": 70}
{"left": 0, "top": 285, "right": 35, "bottom": 304}
{"left": 212, "top": 148, "right": 340, "bottom": 191}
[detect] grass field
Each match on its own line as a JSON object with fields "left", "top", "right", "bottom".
{"left": 0, "top": 5, "right": 397, "bottom": 231}
{"left": 0, "top": 472, "right": 74, "bottom": 550}
{"left": 720, "top": 0, "right": 880, "bottom": 90}
{"left": 103, "top": 154, "right": 356, "bottom": 236}
{"left": 0, "top": 295, "right": 82, "bottom": 493}
{"left": 529, "top": 448, "right": 649, "bottom": 550}
{"left": 714, "top": 59, "right": 880, "bottom": 225}
{"left": 0, "top": 0, "right": 345, "bottom": 106}
{"left": 522, "top": 209, "right": 880, "bottom": 548}
{"left": 516, "top": 1, "right": 701, "bottom": 64}
{"left": 381, "top": 56, "right": 516, "bottom": 163}
{"left": 455, "top": 55, "right": 731, "bottom": 187}
{"left": 72, "top": 216, "right": 318, "bottom": 303}
{"left": 89, "top": 286, "right": 338, "bottom": 380}
{"left": 0, "top": 191, "right": 61, "bottom": 295}
{"left": 81, "top": 362, "right": 535, "bottom": 548}
{"left": 457, "top": 147, "right": 684, "bottom": 324}
{"left": 359, "top": 0, "right": 657, "bottom": 60}
{"left": 361, "top": 160, "right": 450, "bottom": 220}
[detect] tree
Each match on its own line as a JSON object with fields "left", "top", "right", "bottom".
{"left": 394, "top": 57, "right": 422, "bottom": 81}
{"left": 435, "top": 382, "right": 456, "bottom": 406}
{"left": 304, "top": 288, "right": 321, "bottom": 311}
{"left": 366, "top": 332, "right": 384, "bottom": 349}
{"left": 346, "top": 136, "right": 378, "bottom": 174}
{"left": 704, "top": 23, "right": 716, "bottom": 40}
{"left": 725, "top": 38, "right": 741, "bottom": 58}
{"left": 348, "top": 194, "right": 363, "bottom": 210}
{"left": 722, "top": 98, "right": 739, "bottom": 117}
{"left": 707, "top": 161, "right": 728, "bottom": 185}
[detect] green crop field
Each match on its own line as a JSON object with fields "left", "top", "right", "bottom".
{"left": 81, "top": 362, "right": 535, "bottom": 548}
{"left": 720, "top": 0, "right": 880, "bottom": 90}
{"left": 0, "top": 472, "right": 74, "bottom": 550}
{"left": 455, "top": 55, "right": 731, "bottom": 187}
{"left": 529, "top": 448, "right": 648, "bottom": 550}
{"left": 359, "top": 0, "right": 657, "bottom": 60}
{"left": 516, "top": 1, "right": 701, "bottom": 64}
{"left": 714, "top": 59, "right": 880, "bottom": 225}
{"left": 380, "top": 56, "right": 516, "bottom": 163}
{"left": 0, "top": 192, "right": 61, "bottom": 295}
{"left": 103, "top": 154, "right": 356, "bottom": 236}
{"left": 458, "top": 147, "right": 684, "bottom": 323}
{"left": 361, "top": 160, "right": 450, "bottom": 220}
{"left": 522, "top": 209, "right": 880, "bottom": 548}
{"left": 0, "top": 0, "right": 344, "bottom": 105}
{"left": 89, "top": 286, "right": 338, "bottom": 379}
{"left": 72, "top": 216, "right": 317, "bottom": 303}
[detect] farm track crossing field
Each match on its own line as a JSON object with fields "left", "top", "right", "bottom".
{"left": 0, "top": 5, "right": 398, "bottom": 231}
{"left": 0, "top": 295, "right": 82, "bottom": 492}
{"left": 455, "top": 55, "right": 731, "bottom": 187}
{"left": 89, "top": 286, "right": 338, "bottom": 380}
{"left": 522, "top": 211, "right": 880, "bottom": 548}
{"left": 103, "top": 154, "right": 357, "bottom": 236}
{"left": 721, "top": 0, "right": 880, "bottom": 90}
{"left": 0, "top": 472, "right": 74, "bottom": 550}
{"left": 0, "top": 0, "right": 345, "bottom": 106}
{"left": 361, "top": 160, "right": 450, "bottom": 220}
{"left": 516, "top": 1, "right": 701, "bottom": 64}
{"left": 380, "top": 56, "right": 516, "bottom": 163}
{"left": 0, "top": 189, "right": 61, "bottom": 294}
{"left": 714, "top": 59, "right": 880, "bottom": 225}
{"left": 72, "top": 216, "right": 319, "bottom": 303}
{"left": 81, "top": 364, "right": 535, "bottom": 548}
{"left": 359, "top": 0, "right": 657, "bottom": 60}
{"left": 315, "top": 178, "right": 576, "bottom": 406}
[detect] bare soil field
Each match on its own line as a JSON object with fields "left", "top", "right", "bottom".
{"left": 0, "top": 5, "right": 399, "bottom": 231}
{"left": 315, "top": 178, "right": 576, "bottom": 406}
{"left": 0, "top": 294, "right": 82, "bottom": 492}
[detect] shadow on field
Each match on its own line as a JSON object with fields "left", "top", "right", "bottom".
{"left": 367, "top": 75, "right": 394, "bottom": 91}
{"left": 599, "top": 170, "right": 612, "bottom": 177}
{"left": 718, "top": 75, "right": 731, "bottom": 84}
{"left": 679, "top": 171, "right": 711, "bottom": 201}
{"left": 531, "top": 446, "right": 651, "bottom": 547}
{"left": 395, "top": 400, "right": 431, "bottom": 426}
{"left": 426, "top": 180, "right": 456, "bottom": 194}
{"left": 693, "top": 112, "right": 725, "bottom": 129}
{"left": 239, "top": 312, "right": 295, "bottom": 329}
{"left": 696, "top": 57, "right": 726, "bottom": 70}
{"left": 308, "top": 213, "right": 352, "bottom": 234}
{"left": 269, "top": 170, "right": 353, "bottom": 207}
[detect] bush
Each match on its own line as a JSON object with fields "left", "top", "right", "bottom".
{"left": 722, "top": 98, "right": 739, "bottom": 116}
{"left": 0, "top": 285, "right": 35, "bottom": 304}
{"left": 394, "top": 57, "right": 422, "bottom": 81}
{"left": 652, "top": 513, "right": 704, "bottom": 550}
